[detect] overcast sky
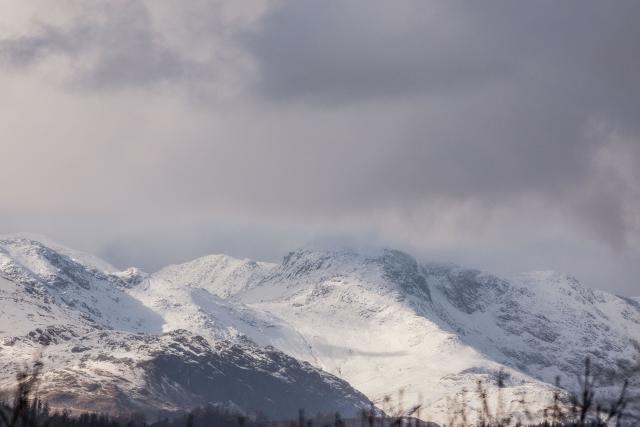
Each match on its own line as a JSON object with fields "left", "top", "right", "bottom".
{"left": 1, "top": 0, "right": 639, "bottom": 295}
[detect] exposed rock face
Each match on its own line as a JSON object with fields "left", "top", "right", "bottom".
{"left": 27, "top": 330, "right": 369, "bottom": 419}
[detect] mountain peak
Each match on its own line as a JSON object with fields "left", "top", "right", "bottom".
{"left": 0, "top": 233, "right": 117, "bottom": 273}
{"left": 375, "top": 249, "right": 432, "bottom": 301}
{"left": 0, "top": 234, "right": 120, "bottom": 291}
{"left": 280, "top": 248, "right": 360, "bottom": 275}
{"left": 151, "top": 253, "right": 275, "bottom": 298}
{"left": 280, "top": 247, "right": 420, "bottom": 271}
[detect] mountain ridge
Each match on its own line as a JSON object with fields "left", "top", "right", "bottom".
{"left": 1, "top": 235, "right": 638, "bottom": 424}
{"left": 0, "top": 236, "right": 371, "bottom": 419}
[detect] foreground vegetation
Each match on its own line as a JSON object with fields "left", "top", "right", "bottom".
{"left": 0, "top": 358, "right": 637, "bottom": 427}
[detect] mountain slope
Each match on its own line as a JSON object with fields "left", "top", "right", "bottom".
{"left": 15, "top": 328, "right": 369, "bottom": 419}
{"left": 0, "top": 236, "right": 371, "bottom": 419}
{"left": 0, "top": 235, "right": 160, "bottom": 335}
{"left": 151, "top": 248, "right": 640, "bottom": 424}
{"left": 129, "top": 257, "right": 313, "bottom": 357}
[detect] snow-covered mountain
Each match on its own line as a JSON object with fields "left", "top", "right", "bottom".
{"left": 1, "top": 235, "right": 639, "bottom": 424}
{"left": 0, "top": 236, "right": 370, "bottom": 419}
{"left": 139, "top": 248, "right": 640, "bottom": 424}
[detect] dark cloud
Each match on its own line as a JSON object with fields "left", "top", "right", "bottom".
{"left": 0, "top": 1, "right": 638, "bottom": 295}
{"left": 246, "top": 1, "right": 640, "bottom": 111}
{"left": 239, "top": 0, "right": 640, "bottom": 248}
{"left": 242, "top": 1, "right": 513, "bottom": 102}
{"left": 0, "top": 1, "right": 213, "bottom": 89}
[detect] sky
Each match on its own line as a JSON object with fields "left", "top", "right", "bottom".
{"left": 0, "top": 0, "right": 639, "bottom": 295}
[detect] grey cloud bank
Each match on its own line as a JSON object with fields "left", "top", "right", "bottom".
{"left": 0, "top": 0, "right": 638, "bottom": 295}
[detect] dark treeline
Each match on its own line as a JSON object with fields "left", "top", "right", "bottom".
{"left": 0, "top": 358, "right": 637, "bottom": 427}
